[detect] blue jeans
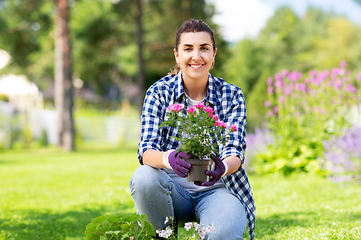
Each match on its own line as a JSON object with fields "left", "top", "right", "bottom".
{"left": 129, "top": 165, "right": 247, "bottom": 239}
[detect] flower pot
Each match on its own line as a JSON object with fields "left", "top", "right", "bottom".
{"left": 185, "top": 159, "right": 213, "bottom": 182}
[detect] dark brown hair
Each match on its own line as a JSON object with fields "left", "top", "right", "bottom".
{"left": 170, "top": 19, "right": 216, "bottom": 75}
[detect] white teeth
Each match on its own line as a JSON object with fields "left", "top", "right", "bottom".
{"left": 190, "top": 64, "right": 202, "bottom": 68}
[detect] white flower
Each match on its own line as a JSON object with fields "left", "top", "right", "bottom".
{"left": 157, "top": 226, "right": 173, "bottom": 238}
{"left": 184, "top": 222, "right": 193, "bottom": 231}
{"left": 193, "top": 222, "right": 200, "bottom": 231}
{"left": 164, "top": 217, "right": 169, "bottom": 224}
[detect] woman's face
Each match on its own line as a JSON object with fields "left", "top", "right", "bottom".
{"left": 174, "top": 31, "right": 217, "bottom": 83}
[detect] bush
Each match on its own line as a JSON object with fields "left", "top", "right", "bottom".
{"left": 260, "top": 62, "right": 361, "bottom": 175}
{"left": 322, "top": 124, "right": 361, "bottom": 183}
{"left": 85, "top": 214, "right": 155, "bottom": 240}
{"left": 0, "top": 94, "right": 9, "bottom": 102}
{"left": 39, "top": 128, "right": 49, "bottom": 147}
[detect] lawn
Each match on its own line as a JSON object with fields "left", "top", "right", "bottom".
{"left": 0, "top": 146, "right": 360, "bottom": 239}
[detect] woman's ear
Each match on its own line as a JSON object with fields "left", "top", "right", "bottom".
{"left": 213, "top": 48, "right": 218, "bottom": 58}
{"left": 173, "top": 48, "right": 179, "bottom": 63}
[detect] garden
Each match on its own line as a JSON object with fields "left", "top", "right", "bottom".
{"left": 1, "top": 1, "right": 361, "bottom": 239}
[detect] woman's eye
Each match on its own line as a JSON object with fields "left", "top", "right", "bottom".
{"left": 184, "top": 48, "right": 192, "bottom": 51}
{"left": 202, "top": 47, "right": 209, "bottom": 51}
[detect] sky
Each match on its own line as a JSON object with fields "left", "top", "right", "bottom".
{"left": 208, "top": 0, "right": 361, "bottom": 43}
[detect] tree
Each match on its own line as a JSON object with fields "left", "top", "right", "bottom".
{"left": 55, "top": 0, "right": 74, "bottom": 151}
{"left": 135, "top": 0, "right": 145, "bottom": 112}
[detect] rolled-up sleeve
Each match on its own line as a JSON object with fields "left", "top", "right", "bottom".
{"left": 219, "top": 88, "right": 247, "bottom": 164}
{"left": 137, "top": 87, "right": 165, "bottom": 164}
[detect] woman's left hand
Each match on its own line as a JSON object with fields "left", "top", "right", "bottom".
{"left": 195, "top": 155, "right": 226, "bottom": 186}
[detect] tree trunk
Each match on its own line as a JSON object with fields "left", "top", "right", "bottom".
{"left": 135, "top": 0, "right": 145, "bottom": 114}
{"left": 55, "top": 0, "right": 74, "bottom": 151}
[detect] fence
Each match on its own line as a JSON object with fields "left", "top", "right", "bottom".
{"left": 0, "top": 104, "right": 141, "bottom": 149}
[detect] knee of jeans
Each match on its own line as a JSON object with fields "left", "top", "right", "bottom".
{"left": 208, "top": 224, "right": 245, "bottom": 240}
{"left": 129, "top": 165, "right": 163, "bottom": 194}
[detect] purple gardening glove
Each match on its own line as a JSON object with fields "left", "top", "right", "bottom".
{"left": 168, "top": 151, "right": 192, "bottom": 178}
{"left": 196, "top": 155, "right": 226, "bottom": 186}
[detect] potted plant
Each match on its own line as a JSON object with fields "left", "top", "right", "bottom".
{"left": 160, "top": 102, "right": 237, "bottom": 182}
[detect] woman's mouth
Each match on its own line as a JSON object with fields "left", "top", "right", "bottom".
{"left": 189, "top": 64, "right": 204, "bottom": 69}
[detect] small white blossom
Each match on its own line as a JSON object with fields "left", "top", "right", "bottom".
{"left": 156, "top": 226, "right": 173, "bottom": 238}
{"left": 164, "top": 217, "right": 169, "bottom": 224}
{"left": 184, "top": 222, "right": 193, "bottom": 231}
{"left": 193, "top": 222, "right": 200, "bottom": 231}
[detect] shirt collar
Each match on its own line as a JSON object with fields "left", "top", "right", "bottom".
{"left": 174, "top": 70, "right": 222, "bottom": 107}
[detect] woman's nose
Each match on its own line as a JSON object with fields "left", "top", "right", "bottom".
{"left": 192, "top": 50, "right": 201, "bottom": 60}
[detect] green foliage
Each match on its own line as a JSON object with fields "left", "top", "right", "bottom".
{"left": 85, "top": 214, "right": 155, "bottom": 240}
{"left": 224, "top": 6, "right": 361, "bottom": 132}
{"left": 255, "top": 142, "right": 326, "bottom": 176}
{"left": 38, "top": 128, "right": 48, "bottom": 147}
{"left": 0, "top": 94, "right": 9, "bottom": 102}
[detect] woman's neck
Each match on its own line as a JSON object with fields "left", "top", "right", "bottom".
{"left": 182, "top": 74, "right": 208, "bottom": 101}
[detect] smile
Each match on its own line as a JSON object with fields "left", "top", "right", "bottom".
{"left": 189, "top": 64, "right": 204, "bottom": 69}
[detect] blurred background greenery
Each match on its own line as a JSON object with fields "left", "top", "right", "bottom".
{"left": 1, "top": 1, "right": 361, "bottom": 239}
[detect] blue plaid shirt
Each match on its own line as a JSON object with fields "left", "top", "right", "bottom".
{"left": 137, "top": 71, "right": 256, "bottom": 239}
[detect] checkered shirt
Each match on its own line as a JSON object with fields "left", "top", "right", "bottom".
{"left": 137, "top": 71, "right": 256, "bottom": 239}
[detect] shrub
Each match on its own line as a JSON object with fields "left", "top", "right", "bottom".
{"left": 260, "top": 62, "right": 360, "bottom": 175}
{"left": 322, "top": 124, "right": 361, "bottom": 183}
{"left": 39, "top": 128, "right": 49, "bottom": 147}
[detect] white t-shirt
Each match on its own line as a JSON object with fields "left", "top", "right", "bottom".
{"left": 164, "top": 94, "right": 225, "bottom": 193}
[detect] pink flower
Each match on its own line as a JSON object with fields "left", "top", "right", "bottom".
{"left": 266, "top": 109, "right": 274, "bottom": 118}
{"left": 215, "top": 120, "right": 227, "bottom": 128}
{"left": 334, "top": 81, "right": 342, "bottom": 90}
{"left": 309, "top": 70, "right": 318, "bottom": 78}
{"left": 274, "top": 106, "right": 279, "bottom": 114}
{"left": 274, "top": 79, "right": 283, "bottom": 89}
{"left": 346, "top": 83, "right": 356, "bottom": 93}
{"left": 267, "top": 77, "right": 273, "bottom": 86}
{"left": 281, "top": 70, "right": 289, "bottom": 78}
{"left": 300, "top": 83, "right": 307, "bottom": 93}
{"left": 212, "top": 115, "right": 219, "bottom": 121}
{"left": 278, "top": 95, "right": 285, "bottom": 105}
{"left": 357, "top": 72, "right": 361, "bottom": 81}
{"left": 267, "top": 86, "right": 274, "bottom": 94}
{"left": 203, "top": 106, "right": 214, "bottom": 117}
{"left": 264, "top": 100, "right": 271, "bottom": 108}
{"left": 168, "top": 104, "right": 183, "bottom": 112}
{"left": 340, "top": 60, "right": 346, "bottom": 68}
{"left": 230, "top": 124, "right": 237, "bottom": 132}
{"left": 274, "top": 73, "right": 282, "bottom": 81}
{"left": 194, "top": 102, "right": 205, "bottom": 109}
{"left": 187, "top": 107, "right": 196, "bottom": 114}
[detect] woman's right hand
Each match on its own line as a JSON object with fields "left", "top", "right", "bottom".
{"left": 168, "top": 150, "right": 192, "bottom": 178}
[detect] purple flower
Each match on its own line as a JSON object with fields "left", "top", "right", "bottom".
{"left": 267, "top": 86, "right": 274, "bottom": 94}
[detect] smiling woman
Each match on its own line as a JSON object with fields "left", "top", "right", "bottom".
{"left": 129, "top": 19, "right": 255, "bottom": 240}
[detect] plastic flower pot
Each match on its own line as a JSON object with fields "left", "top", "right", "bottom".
{"left": 185, "top": 159, "right": 213, "bottom": 182}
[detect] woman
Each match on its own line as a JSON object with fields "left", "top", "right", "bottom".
{"left": 129, "top": 19, "right": 255, "bottom": 240}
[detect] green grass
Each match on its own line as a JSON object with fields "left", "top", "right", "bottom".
{"left": 0, "top": 146, "right": 361, "bottom": 239}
